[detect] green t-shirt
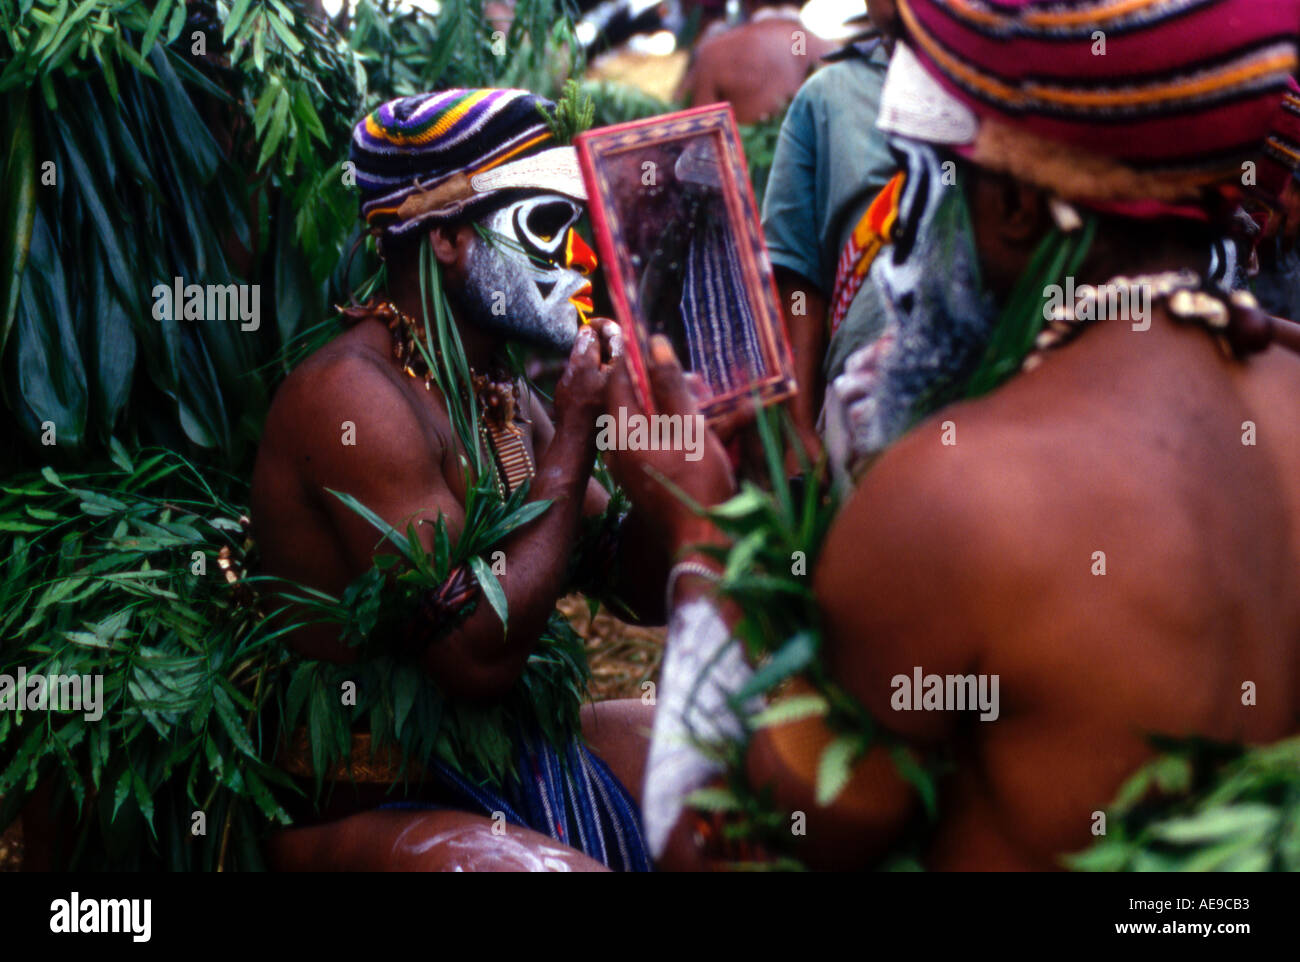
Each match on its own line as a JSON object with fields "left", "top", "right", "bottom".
{"left": 760, "top": 43, "right": 897, "bottom": 383}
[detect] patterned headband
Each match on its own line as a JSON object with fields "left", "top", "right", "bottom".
{"left": 350, "top": 88, "right": 585, "bottom": 237}
{"left": 882, "top": 0, "right": 1300, "bottom": 207}
{"left": 1256, "top": 78, "right": 1300, "bottom": 207}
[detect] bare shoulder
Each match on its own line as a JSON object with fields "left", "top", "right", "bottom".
{"left": 261, "top": 324, "right": 451, "bottom": 493}
{"left": 815, "top": 371, "right": 1138, "bottom": 657}
{"left": 1238, "top": 342, "right": 1300, "bottom": 419}
{"left": 268, "top": 326, "right": 396, "bottom": 435}
{"left": 817, "top": 328, "right": 1298, "bottom": 650}
{"left": 813, "top": 390, "right": 1053, "bottom": 713}
{"left": 1236, "top": 344, "right": 1300, "bottom": 537}
{"left": 821, "top": 390, "right": 1065, "bottom": 589}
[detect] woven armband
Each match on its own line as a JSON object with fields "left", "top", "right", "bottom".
{"left": 407, "top": 563, "right": 480, "bottom": 652}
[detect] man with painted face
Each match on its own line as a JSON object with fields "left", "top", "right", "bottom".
{"left": 603, "top": 1, "right": 1300, "bottom": 870}
{"left": 251, "top": 89, "right": 672, "bottom": 871}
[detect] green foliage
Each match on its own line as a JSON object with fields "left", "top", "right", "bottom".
{"left": 257, "top": 457, "right": 590, "bottom": 791}
{"left": 737, "top": 108, "right": 785, "bottom": 209}
{"left": 0, "top": 0, "right": 595, "bottom": 474}
{"left": 679, "top": 406, "right": 939, "bottom": 868}
{"left": 580, "top": 77, "right": 669, "bottom": 128}
{"left": 347, "top": 0, "right": 580, "bottom": 102}
{"left": 0, "top": 90, "right": 37, "bottom": 361}
{"left": 414, "top": 236, "right": 485, "bottom": 477}
{"left": 542, "top": 77, "right": 594, "bottom": 145}
{"left": 14, "top": 64, "right": 251, "bottom": 455}
{"left": 0, "top": 0, "right": 364, "bottom": 472}
{"left": 1067, "top": 736, "right": 1300, "bottom": 872}
{"left": 0, "top": 0, "right": 188, "bottom": 101}
{"left": 0, "top": 446, "right": 590, "bottom": 867}
{"left": 0, "top": 450, "right": 292, "bottom": 870}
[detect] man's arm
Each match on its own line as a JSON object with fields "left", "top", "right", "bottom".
{"left": 774, "top": 265, "right": 828, "bottom": 462}
{"left": 762, "top": 88, "right": 830, "bottom": 462}
{"left": 528, "top": 369, "right": 673, "bottom": 626}
{"left": 601, "top": 337, "right": 922, "bottom": 866}
{"left": 653, "top": 533, "right": 922, "bottom": 868}
{"left": 290, "top": 332, "right": 611, "bottom": 700}
{"left": 815, "top": 414, "right": 998, "bottom": 742}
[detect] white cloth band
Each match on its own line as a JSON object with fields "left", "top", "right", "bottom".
{"left": 877, "top": 42, "right": 979, "bottom": 147}
{"left": 664, "top": 560, "right": 721, "bottom": 614}
{"left": 642, "top": 597, "right": 755, "bottom": 858}
{"left": 470, "top": 146, "right": 588, "bottom": 201}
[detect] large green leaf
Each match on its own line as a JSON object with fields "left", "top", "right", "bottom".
{"left": 51, "top": 108, "right": 133, "bottom": 292}
{"left": 11, "top": 208, "right": 88, "bottom": 450}
{"left": 468, "top": 553, "right": 509, "bottom": 630}
{"left": 0, "top": 90, "right": 37, "bottom": 359}
{"left": 88, "top": 255, "right": 137, "bottom": 444}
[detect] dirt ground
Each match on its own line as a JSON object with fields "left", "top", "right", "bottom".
{"left": 0, "top": 595, "right": 662, "bottom": 871}
{"left": 558, "top": 593, "right": 665, "bottom": 702}
{"left": 585, "top": 49, "right": 688, "bottom": 103}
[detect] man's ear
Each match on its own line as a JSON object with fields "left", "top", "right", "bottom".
{"left": 992, "top": 173, "right": 1049, "bottom": 247}
{"left": 967, "top": 168, "right": 1051, "bottom": 298}
{"left": 428, "top": 224, "right": 463, "bottom": 267}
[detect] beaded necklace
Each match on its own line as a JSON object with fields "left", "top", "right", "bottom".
{"left": 379, "top": 300, "right": 536, "bottom": 498}
{"left": 1023, "top": 271, "right": 1262, "bottom": 372}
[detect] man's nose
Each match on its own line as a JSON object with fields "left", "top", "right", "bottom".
{"left": 565, "top": 229, "right": 598, "bottom": 276}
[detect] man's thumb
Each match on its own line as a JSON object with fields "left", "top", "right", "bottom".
{"left": 647, "top": 335, "right": 699, "bottom": 416}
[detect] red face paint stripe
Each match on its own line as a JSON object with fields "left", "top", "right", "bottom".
{"left": 565, "top": 228, "right": 598, "bottom": 275}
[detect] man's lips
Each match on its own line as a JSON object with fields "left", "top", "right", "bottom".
{"left": 569, "top": 284, "right": 594, "bottom": 313}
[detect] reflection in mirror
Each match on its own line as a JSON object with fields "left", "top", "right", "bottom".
{"left": 577, "top": 106, "right": 794, "bottom": 420}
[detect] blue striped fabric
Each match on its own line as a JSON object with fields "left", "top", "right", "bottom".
{"left": 680, "top": 214, "right": 765, "bottom": 395}
{"left": 390, "top": 725, "right": 652, "bottom": 872}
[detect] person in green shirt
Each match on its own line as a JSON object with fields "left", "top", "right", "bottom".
{"left": 760, "top": 3, "right": 898, "bottom": 458}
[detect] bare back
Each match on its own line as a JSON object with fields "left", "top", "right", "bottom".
{"left": 815, "top": 311, "right": 1300, "bottom": 869}
{"left": 678, "top": 18, "right": 833, "bottom": 123}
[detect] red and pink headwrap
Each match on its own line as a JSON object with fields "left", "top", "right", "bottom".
{"left": 879, "top": 0, "right": 1300, "bottom": 218}
{"left": 1255, "top": 77, "right": 1300, "bottom": 208}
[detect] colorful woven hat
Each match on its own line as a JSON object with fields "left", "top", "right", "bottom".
{"left": 350, "top": 88, "right": 587, "bottom": 238}
{"left": 878, "top": 0, "right": 1300, "bottom": 207}
{"left": 1255, "top": 77, "right": 1300, "bottom": 207}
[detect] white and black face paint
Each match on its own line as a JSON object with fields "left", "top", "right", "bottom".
{"left": 456, "top": 194, "right": 595, "bottom": 353}
{"left": 829, "top": 139, "right": 1001, "bottom": 460}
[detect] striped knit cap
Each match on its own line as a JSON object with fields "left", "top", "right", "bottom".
{"left": 880, "top": 0, "right": 1300, "bottom": 207}
{"left": 1256, "top": 77, "right": 1300, "bottom": 206}
{"left": 351, "top": 88, "right": 583, "bottom": 238}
